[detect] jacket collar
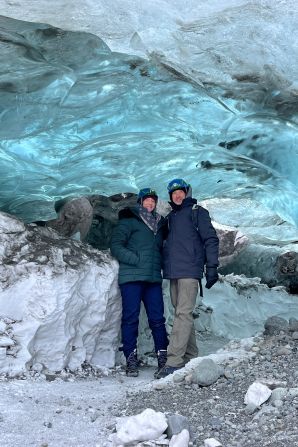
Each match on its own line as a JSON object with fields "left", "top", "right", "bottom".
{"left": 118, "top": 206, "right": 164, "bottom": 230}
{"left": 169, "top": 196, "right": 197, "bottom": 211}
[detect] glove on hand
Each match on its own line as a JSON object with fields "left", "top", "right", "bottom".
{"left": 205, "top": 267, "right": 219, "bottom": 289}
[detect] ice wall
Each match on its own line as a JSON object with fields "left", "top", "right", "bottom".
{"left": 0, "top": 13, "right": 297, "bottom": 226}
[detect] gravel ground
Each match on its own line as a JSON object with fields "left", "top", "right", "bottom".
{"left": 1, "top": 324, "right": 297, "bottom": 447}
{"left": 111, "top": 330, "right": 298, "bottom": 447}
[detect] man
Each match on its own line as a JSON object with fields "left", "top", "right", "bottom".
{"left": 156, "top": 178, "right": 219, "bottom": 379}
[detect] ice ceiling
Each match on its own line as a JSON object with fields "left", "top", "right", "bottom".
{"left": 0, "top": 3, "right": 298, "bottom": 224}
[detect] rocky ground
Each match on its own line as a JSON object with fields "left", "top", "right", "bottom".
{"left": 111, "top": 317, "right": 298, "bottom": 447}
{"left": 1, "top": 317, "right": 298, "bottom": 447}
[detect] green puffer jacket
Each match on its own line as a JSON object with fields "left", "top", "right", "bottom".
{"left": 110, "top": 207, "right": 167, "bottom": 285}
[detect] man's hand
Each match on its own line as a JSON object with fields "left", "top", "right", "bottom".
{"left": 205, "top": 267, "right": 219, "bottom": 289}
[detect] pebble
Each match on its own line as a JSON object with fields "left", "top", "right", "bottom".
{"left": 114, "top": 325, "right": 298, "bottom": 447}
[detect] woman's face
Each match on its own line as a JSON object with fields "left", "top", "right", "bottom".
{"left": 142, "top": 197, "right": 156, "bottom": 212}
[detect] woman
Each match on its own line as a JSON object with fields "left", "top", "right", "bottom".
{"left": 110, "top": 188, "right": 168, "bottom": 377}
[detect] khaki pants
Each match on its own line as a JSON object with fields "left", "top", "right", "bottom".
{"left": 166, "top": 278, "right": 199, "bottom": 368}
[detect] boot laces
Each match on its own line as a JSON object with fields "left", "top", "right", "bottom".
{"left": 157, "top": 349, "right": 167, "bottom": 369}
{"left": 127, "top": 350, "right": 138, "bottom": 370}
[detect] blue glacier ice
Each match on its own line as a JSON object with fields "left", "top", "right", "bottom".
{"left": 0, "top": 15, "right": 297, "bottom": 226}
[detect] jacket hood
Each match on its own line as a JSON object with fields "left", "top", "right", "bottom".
{"left": 118, "top": 206, "right": 140, "bottom": 220}
{"left": 186, "top": 185, "right": 193, "bottom": 198}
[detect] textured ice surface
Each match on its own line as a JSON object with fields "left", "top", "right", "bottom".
{"left": 0, "top": 13, "right": 297, "bottom": 226}
{"left": 0, "top": 212, "right": 121, "bottom": 376}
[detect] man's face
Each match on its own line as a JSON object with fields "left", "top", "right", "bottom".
{"left": 142, "top": 197, "right": 156, "bottom": 212}
{"left": 171, "top": 189, "right": 186, "bottom": 205}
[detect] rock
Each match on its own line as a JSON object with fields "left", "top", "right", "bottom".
{"left": 169, "top": 429, "right": 190, "bottom": 447}
{"left": 191, "top": 359, "right": 224, "bottom": 386}
{"left": 204, "top": 438, "right": 222, "bottom": 447}
{"left": 209, "top": 416, "right": 222, "bottom": 430}
{"left": 244, "top": 382, "right": 272, "bottom": 407}
{"left": 152, "top": 381, "right": 168, "bottom": 390}
{"left": 212, "top": 224, "right": 248, "bottom": 267}
{"left": 258, "top": 378, "right": 287, "bottom": 390}
{"left": 264, "top": 316, "right": 289, "bottom": 335}
{"left": 272, "top": 399, "right": 283, "bottom": 408}
{"left": 172, "top": 371, "right": 187, "bottom": 383}
{"left": 244, "top": 402, "right": 258, "bottom": 415}
{"left": 166, "top": 414, "right": 190, "bottom": 439}
{"left": 45, "top": 373, "right": 57, "bottom": 382}
{"left": 275, "top": 347, "right": 292, "bottom": 356}
{"left": 35, "top": 197, "right": 93, "bottom": 241}
{"left": 289, "top": 318, "right": 298, "bottom": 332}
{"left": 112, "top": 408, "right": 168, "bottom": 446}
{"left": 86, "top": 193, "right": 138, "bottom": 249}
{"left": 288, "top": 388, "right": 298, "bottom": 398}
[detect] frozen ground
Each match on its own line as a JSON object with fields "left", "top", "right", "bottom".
{"left": 0, "top": 366, "right": 156, "bottom": 447}
{"left": 1, "top": 330, "right": 298, "bottom": 447}
{"left": 0, "top": 337, "right": 252, "bottom": 447}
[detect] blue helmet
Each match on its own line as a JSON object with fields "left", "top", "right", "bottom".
{"left": 167, "top": 178, "right": 190, "bottom": 196}
{"left": 137, "top": 187, "right": 158, "bottom": 204}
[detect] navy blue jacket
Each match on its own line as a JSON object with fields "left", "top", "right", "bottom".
{"left": 163, "top": 197, "right": 219, "bottom": 279}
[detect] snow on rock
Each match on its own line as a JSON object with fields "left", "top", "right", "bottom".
{"left": 0, "top": 335, "right": 15, "bottom": 347}
{"left": 169, "top": 429, "right": 190, "bottom": 447}
{"left": 0, "top": 320, "right": 7, "bottom": 333}
{"left": 244, "top": 382, "right": 272, "bottom": 407}
{"left": 111, "top": 408, "right": 168, "bottom": 446}
{"left": 204, "top": 438, "right": 222, "bottom": 447}
{"left": 0, "top": 211, "right": 121, "bottom": 376}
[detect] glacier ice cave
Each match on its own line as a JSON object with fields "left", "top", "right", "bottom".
{"left": 0, "top": 12, "right": 297, "bottom": 224}
{"left": 0, "top": 1, "right": 298, "bottom": 375}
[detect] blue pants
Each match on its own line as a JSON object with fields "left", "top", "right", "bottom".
{"left": 120, "top": 281, "right": 168, "bottom": 358}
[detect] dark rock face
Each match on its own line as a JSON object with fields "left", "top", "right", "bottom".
{"left": 87, "top": 193, "right": 137, "bottom": 249}
{"left": 276, "top": 251, "right": 298, "bottom": 294}
{"left": 51, "top": 197, "right": 93, "bottom": 240}
{"left": 264, "top": 316, "right": 289, "bottom": 336}
{"left": 33, "top": 193, "right": 137, "bottom": 247}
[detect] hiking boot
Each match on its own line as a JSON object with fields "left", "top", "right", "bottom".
{"left": 125, "top": 349, "right": 139, "bottom": 377}
{"left": 153, "top": 350, "right": 167, "bottom": 379}
{"left": 154, "top": 365, "right": 180, "bottom": 379}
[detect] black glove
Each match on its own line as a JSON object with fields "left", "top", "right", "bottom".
{"left": 205, "top": 267, "right": 219, "bottom": 289}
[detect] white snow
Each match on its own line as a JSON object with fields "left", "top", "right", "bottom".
{"left": 111, "top": 408, "right": 168, "bottom": 446}
{"left": 0, "top": 212, "right": 122, "bottom": 376}
{"left": 244, "top": 382, "right": 272, "bottom": 407}
{"left": 204, "top": 438, "right": 222, "bottom": 447}
{"left": 169, "top": 429, "right": 190, "bottom": 447}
